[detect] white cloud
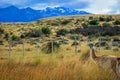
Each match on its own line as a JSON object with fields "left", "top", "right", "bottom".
{"left": 109, "top": 0, "right": 120, "bottom": 14}
{"left": 0, "top": 0, "right": 32, "bottom": 7}
{"left": 82, "top": 0, "right": 117, "bottom": 14}
{"left": 31, "top": 3, "right": 60, "bottom": 10}
{"left": 1, "top": 0, "right": 28, "bottom": 5}
{"left": 0, "top": 0, "right": 120, "bottom": 14}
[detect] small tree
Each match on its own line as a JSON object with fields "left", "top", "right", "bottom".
{"left": 41, "top": 27, "right": 51, "bottom": 36}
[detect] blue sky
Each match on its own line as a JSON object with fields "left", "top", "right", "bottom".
{"left": 0, "top": 0, "right": 120, "bottom": 14}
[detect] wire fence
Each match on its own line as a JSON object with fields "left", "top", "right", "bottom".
{"left": 0, "top": 37, "right": 120, "bottom": 63}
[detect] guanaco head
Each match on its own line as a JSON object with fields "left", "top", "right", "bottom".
{"left": 88, "top": 43, "right": 94, "bottom": 49}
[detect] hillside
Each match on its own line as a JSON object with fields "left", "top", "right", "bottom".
{"left": 0, "top": 15, "right": 120, "bottom": 80}
{"left": 0, "top": 14, "right": 120, "bottom": 37}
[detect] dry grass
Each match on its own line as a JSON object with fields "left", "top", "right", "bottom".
{"left": 0, "top": 43, "right": 118, "bottom": 80}
{"left": 0, "top": 56, "right": 117, "bottom": 80}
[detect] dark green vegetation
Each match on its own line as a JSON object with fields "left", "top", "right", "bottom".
{"left": 0, "top": 15, "right": 120, "bottom": 50}
{"left": 1, "top": 15, "right": 120, "bottom": 38}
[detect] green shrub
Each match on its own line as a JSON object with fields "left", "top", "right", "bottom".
{"left": 70, "top": 26, "right": 120, "bottom": 36}
{"left": 4, "top": 33, "right": 9, "bottom": 40}
{"left": 0, "top": 40, "right": 3, "bottom": 45}
{"left": 71, "top": 41, "right": 79, "bottom": 46}
{"left": 24, "top": 28, "right": 42, "bottom": 38}
{"left": 41, "top": 27, "right": 51, "bottom": 36}
{"left": 102, "top": 23, "right": 112, "bottom": 27}
{"left": 113, "top": 20, "right": 120, "bottom": 25}
{"left": 89, "top": 19, "right": 99, "bottom": 25}
{"left": 106, "top": 16, "right": 113, "bottom": 22}
{"left": 56, "top": 29, "right": 68, "bottom": 36}
{"left": 81, "top": 22, "right": 88, "bottom": 28}
{"left": 89, "top": 16, "right": 94, "bottom": 20}
{"left": 11, "top": 35, "right": 20, "bottom": 41}
{"left": 59, "top": 39, "right": 69, "bottom": 44}
{"left": 0, "top": 27, "right": 4, "bottom": 36}
{"left": 104, "top": 46, "right": 111, "bottom": 50}
{"left": 51, "top": 22, "right": 59, "bottom": 26}
{"left": 60, "top": 20, "right": 71, "bottom": 25}
{"left": 99, "top": 16, "right": 106, "bottom": 21}
{"left": 70, "top": 35, "right": 79, "bottom": 40}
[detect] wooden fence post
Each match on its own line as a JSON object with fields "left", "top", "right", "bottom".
{"left": 8, "top": 41, "right": 11, "bottom": 62}
{"left": 22, "top": 39, "right": 24, "bottom": 58}
{"left": 51, "top": 40, "right": 54, "bottom": 54}
{"left": 98, "top": 38, "right": 101, "bottom": 52}
{"left": 75, "top": 37, "right": 77, "bottom": 53}
{"left": 111, "top": 39, "right": 113, "bottom": 50}
{"left": 35, "top": 42, "right": 39, "bottom": 57}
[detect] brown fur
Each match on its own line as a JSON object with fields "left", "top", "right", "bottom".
{"left": 89, "top": 45, "right": 120, "bottom": 79}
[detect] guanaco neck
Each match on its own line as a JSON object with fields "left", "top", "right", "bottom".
{"left": 90, "top": 47, "right": 97, "bottom": 60}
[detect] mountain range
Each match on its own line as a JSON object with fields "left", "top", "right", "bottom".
{"left": 0, "top": 6, "right": 91, "bottom": 22}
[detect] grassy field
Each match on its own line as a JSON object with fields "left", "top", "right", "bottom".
{"left": 0, "top": 14, "right": 120, "bottom": 80}
{"left": 0, "top": 41, "right": 119, "bottom": 80}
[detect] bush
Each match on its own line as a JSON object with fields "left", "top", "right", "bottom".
{"left": 95, "top": 41, "right": 108, "bottom": 47}
{"left": 59, "top": 39, "right": 69, "bottom": 44}
{"left": 56, "top": 29, "right": 68, "bottom": 36}
{"left": 70, "top": 35, "right": 79, "bottom": 40}
{"left": 113, "top": 48, "right": 119, "bottom": 52}
{"left": 106, "top": 16, "right": 113, "bottom": 22}
{"left": 0, "top": 27, "right": 4, "bottom": 36}
{"left": 89, "top": 19, "right": 99, "bottom": 25}
{"left": 24, "top": 28, "right": 42, "bottom": 38}
{"left": 11, "top": 35, "right": 20, "bottom": 41}
{"left": 42, "top": 41, "right": 60, "bottom": 54}
{"left": 99, "top": 16, "right": 106, "bottom": 21}
{"left": 104, "top": 46, "right": 111, "bottom": 50}
{"left": 4, "top": 33, "right": 9, "bottom": 40}
{"left": 99, "top": 37, "right": 111, "bottom": 41}
{"left": 60, "top": 20, "right": 71, "bottom": 25}
{"left": 51, "top": 22, "right": 59, "bottom": 26}
{"left": 102, "top": 23, "right": 112, "bottom": 27}
{"left": 81, "top": 22, "right": 88, "bottom": 28}
{"left": 113, "top": 20, "right": 120, "bottom": 25}
{"left": 71, "top": 41, "right": 79, "bottom": 46}
{"left": 0, "top": 40, "right": 3, "bottom": 45}
{"left": 70, "top": 25, "right": 120, "bottom": 36}
{"left": 41, "top": 27, "right": 51, "bottom": 36}
{"left": 89, "top": 16, "right": 94, "bottom": 20}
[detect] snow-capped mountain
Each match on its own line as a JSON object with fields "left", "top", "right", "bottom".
{"left": 0, "top": 6, "right": 91, "bottom": 22}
